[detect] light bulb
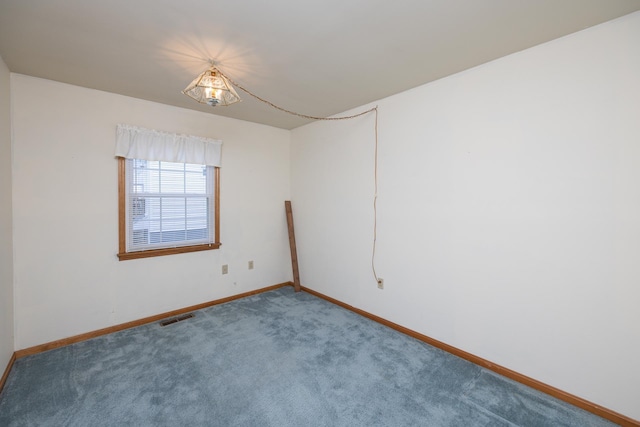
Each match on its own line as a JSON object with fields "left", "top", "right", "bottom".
{"left": 204, "top": 86, "right": 220, "bottom": 106}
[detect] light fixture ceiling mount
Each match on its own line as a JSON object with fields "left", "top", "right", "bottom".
{"left": 182, "top": 65, "right": 241, "bottom": 107}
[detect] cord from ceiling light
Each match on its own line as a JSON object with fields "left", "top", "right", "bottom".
{"left": 371, "top": 106, "right": 380, "bottom": 284}
{"left": 216, "top": 68, "right": 381, "bottom": 284}
{"left": 216, "top": 69, "right": 377, "bottom": 121}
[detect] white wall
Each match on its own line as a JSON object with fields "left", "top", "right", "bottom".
{"left": 291, "top": 12, "right": 640, "bottom": 420}
{"left": 11, "top": 75, "right": 292, "bottom": 349}
{"left": 0, "top": 56, "right": 14, "bottom": 373}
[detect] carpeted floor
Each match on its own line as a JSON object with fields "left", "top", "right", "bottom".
{"left": 0, "top": 287, "right": 617, "bottom": 426}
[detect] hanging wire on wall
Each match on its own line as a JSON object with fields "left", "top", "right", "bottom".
{"left": 197, "top": 66, "right": 382, "bottom": 285}
{"left": 371, "top": 107, "right": 380, "bottom": 285}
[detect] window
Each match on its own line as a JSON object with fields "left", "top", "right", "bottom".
{"left": 115, "top": 124, "right": 222, "bottom": 260}
{"left": 118, "top": 158, "right": 220, "bottom": 260}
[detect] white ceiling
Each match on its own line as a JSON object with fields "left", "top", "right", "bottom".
{"left": 1, "top": 0, "right": 638, "bottom": 129}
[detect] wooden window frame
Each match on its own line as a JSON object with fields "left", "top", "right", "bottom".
{"left": 117, "top": 157, "right": 221, "bottom": 261}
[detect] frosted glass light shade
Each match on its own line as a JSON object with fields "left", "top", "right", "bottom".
{"left": 182, "top": 68, "right": 241, "bottom": 107}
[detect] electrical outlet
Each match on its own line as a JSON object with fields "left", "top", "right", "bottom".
{"left": 222, "top": 264, "right": 228, "bottom": 274}
{"left": 248, "top": 260, "right": 254, "bottom": 270}
{"left": 377, "top": 278, "right": 384, "bottom": 289}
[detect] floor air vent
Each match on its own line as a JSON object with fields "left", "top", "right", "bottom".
{"left": 160, "top": 313, "right": 194, "bottom": 326}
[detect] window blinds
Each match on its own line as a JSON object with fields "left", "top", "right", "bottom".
{"left": 125, "top": 159, "right": 215, "bottom": 252}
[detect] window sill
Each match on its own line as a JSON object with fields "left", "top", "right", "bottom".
{"left": 117, "top": 243, "right": 221, "bottom": 261}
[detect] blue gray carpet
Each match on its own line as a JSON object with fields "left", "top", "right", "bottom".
{"left": 0, "top": 287, "right": 617, "bottom": 426}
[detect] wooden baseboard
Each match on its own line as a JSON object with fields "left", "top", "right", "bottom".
{"left": 301, "top": 286, "right": 639, "bottom": 427}
{"left": 9, "top": 282, "right": 637, "bottom": 426}
{"left": 15, "top": 282, "right": 293, "bottom": 359}
{"left": 0, "top": 352, "right": 16, "bottom": 394}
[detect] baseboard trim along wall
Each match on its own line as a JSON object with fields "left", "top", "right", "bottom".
{"left": 14, "top": 282, "right": 292, "bottom": 359}
{"left": 300, "top": 286, "right": 640, "bottom": 427}
{"left": 6, "top": 282, "right": 637, "bottom": 426}
{"left": 0, "top": 352, "right": 16, "bottom": 394}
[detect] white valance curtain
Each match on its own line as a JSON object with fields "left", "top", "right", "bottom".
{"left": 115, "top": 124, "right": 222, "bottom": 167}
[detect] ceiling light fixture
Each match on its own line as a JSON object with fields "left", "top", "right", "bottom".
{"left": 182, "top": 66, "right": 241, "bottom": 107}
